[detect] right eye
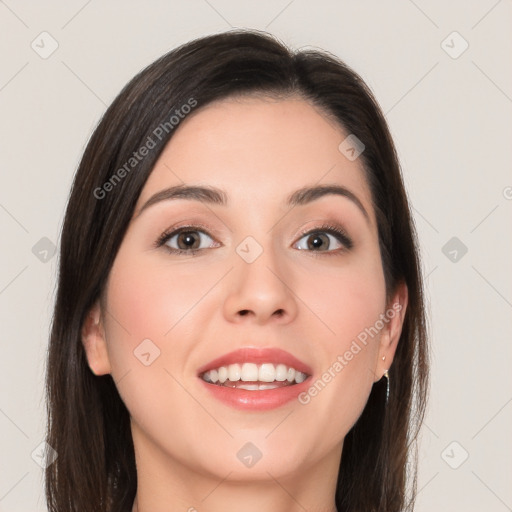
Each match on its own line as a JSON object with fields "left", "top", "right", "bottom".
{"left": 155, "top": 225, "right": 220, "bottom": 256}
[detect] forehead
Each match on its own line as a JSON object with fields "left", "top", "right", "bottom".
{"left": 135, "top": 95, "right": 376, "bottom": 227}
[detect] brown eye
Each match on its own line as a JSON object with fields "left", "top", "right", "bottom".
{"left": 157, "top": 226, "right": 218, "bottom": 255}
{"left": 306, "top": 233, "right": 330, "bottom": 251}
{"left": 296, "top": 232, "right": 341, "bottom": 252}
{"left": 295, "top": 224, "right": 353, "bottom": 253}
{"left": 175, "top": 231, "right": 201, "bottom": 250}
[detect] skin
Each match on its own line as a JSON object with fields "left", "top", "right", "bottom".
{"left": 82, "top": 95, "right": 408, "bottom": 512}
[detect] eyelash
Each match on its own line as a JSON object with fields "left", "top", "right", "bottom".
{"left": 154, "top": 222, "right": 354, "bottom": 257}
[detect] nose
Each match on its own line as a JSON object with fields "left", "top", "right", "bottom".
{"left": 222, "top": 243, "right": 299, "bottom": 325}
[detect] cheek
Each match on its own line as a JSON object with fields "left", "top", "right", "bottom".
{"left": 104, "top": 251, "right": 215, "bottom": 354}
{"left": 292, "top": 250, "right": 386, "bottom": 430}
{"left": 298, "top": 248, "right": 387, "bottom": 350}
{"left": 101, "top": 246, "right": 231, "bottom": 394}
{"left": 100, "top": 252, "right": 213, "bottom": 445}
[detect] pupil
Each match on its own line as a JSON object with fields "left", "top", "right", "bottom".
{"left": 309, "top": 234, "right": 327, "bottom": 250}
{"left": 179, "top": 232, "right": 198, "bottom": 249}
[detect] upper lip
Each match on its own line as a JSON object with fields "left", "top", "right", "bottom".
{"left": 197, "top": 347, "right": 313, "bottom": 377}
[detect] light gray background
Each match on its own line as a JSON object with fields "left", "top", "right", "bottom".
{"left": 1, "top": 1, "right": 511, "bottom": 511}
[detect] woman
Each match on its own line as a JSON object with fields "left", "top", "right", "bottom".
{"left": 45, "top": 29, "right": 429, "bottom": 512}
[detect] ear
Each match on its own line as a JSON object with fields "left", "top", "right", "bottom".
{"left": 81, "top": 299, "right": 111, "bottom": 376}
{"left": 374, "top": 281, "right": 408, "bottom": 382}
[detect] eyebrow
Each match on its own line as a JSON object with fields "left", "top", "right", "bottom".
{"left": 134, "top": 183, "right": 370, "bottom": 224}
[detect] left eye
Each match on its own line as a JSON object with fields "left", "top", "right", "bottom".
{"left": 294, "top": 230, "right": 346, "bottom": 252}
{"left": 160, "top": 228, "right": 217, "bottom": 253}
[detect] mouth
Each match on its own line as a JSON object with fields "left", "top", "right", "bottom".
{"left": 196, "top": 347, "right": 313, "bottom": 410}
{"left": 201, "top": 362, "right": 309, "bottom": 390}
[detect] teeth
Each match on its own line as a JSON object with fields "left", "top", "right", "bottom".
{"left": 258, "top": 363, "right": 276, "bottom": 382}
{"left": 295, "top": 371, "right": 306, "bottom": 383}
{"left": 218, "top": 366, "right": 228, "bottom": 383}
{"left": 201, "top": 362, "right": 308, "bottom": 386}
{"left": 238, "top": 384, "right": 259, "bottom": 390}
{"left": 275, "top": 364, "right": 288, "bottom": 381}
{"left": 257, "top": 383, "right": 281, "bottom": 390}
{"left": 241, "top": 363, "right": 259, "bottom": 381}
{"left": 239, "top": 383, "right": 283, "bottom": 390}
{"left": 228, "top": 363, "right": 241, "bottom": 381}
{"left": 209, "top": 368, "right": 219, "bottom": 383}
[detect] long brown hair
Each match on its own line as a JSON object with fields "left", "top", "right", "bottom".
{"left": 45, "top": 29, "right": 429, "bottom": 512}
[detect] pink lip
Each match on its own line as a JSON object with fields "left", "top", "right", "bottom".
{"left": 196, "top": 347, "right": 313, "bottom": 376}
{"left": 196, "top": 347, "right": 314, "bottom": 411}
{"left": 199, "top": 378, "right": 312, "bottom": 410}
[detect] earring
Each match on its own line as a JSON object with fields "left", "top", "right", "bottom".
{"left": 383, "top": 370, "right": 390, "bottom": 404}
{"left": 378, "top": 356, "right": 389, "bottom": 404}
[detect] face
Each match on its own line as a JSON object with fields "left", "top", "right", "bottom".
{"left": 82, "top": 95, "right": 407, "bottom": 492}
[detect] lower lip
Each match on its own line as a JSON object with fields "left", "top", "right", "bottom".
{"left": 198, "top": 377, "right": 312, "bottom": 411}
